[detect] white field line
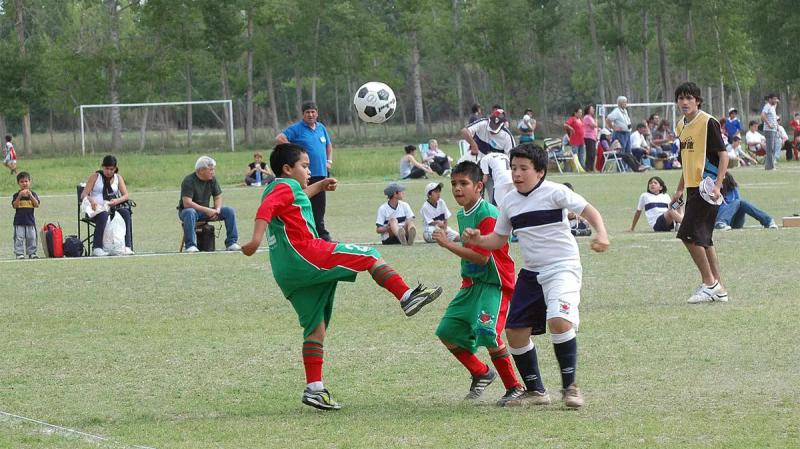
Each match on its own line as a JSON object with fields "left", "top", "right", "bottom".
{"left": 0, "top": 410, "right": 156, "bottom": 449}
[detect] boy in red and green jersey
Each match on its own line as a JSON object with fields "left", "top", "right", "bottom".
{"left": 241, "top": 143, "right": 442, "bottom": 411}
{"left": 431, "top": 161, "right": 523, "bottom": 406}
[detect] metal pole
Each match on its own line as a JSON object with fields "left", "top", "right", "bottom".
{"left": 228, "top": 100, "right": 235, "bottom": 152}
{"left": 80, "top": 106, "right": 86, "bottom": 156}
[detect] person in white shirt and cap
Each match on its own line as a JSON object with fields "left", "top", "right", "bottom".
{"left": 420, "top": 182, "right": 459, "bottom": 243}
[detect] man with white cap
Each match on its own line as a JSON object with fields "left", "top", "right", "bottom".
{"left": 459, "top": 108, "right": 516, "bottom": 156}
{"left": 420, "top": 182, "right": 459, "bottom": 243}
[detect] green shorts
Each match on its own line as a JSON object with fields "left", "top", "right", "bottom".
{"left": 281, "top": 242, "right": 382, "bottom": 337}
{"left": 435, "top": 282, "right": 510, "bottom": 353}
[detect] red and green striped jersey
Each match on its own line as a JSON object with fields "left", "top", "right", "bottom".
{"left": 456, "top": 198, "right": 515, "bottom": 290}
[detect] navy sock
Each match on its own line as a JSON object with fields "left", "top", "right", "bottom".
{"left": 553, "top": 337, "right": 577, "bottom": 389}
{"left": 510, "top": 344, "right": 545, "bottom": 393}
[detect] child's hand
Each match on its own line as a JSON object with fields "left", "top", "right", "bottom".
{"left": 431, "top": 228, "right": 447, "bottom": 245}
{"left": 323, "top": 178, "right": 338, "bottom": 191}
{"left": 461, "top": 228, "right": 480, "bottom": 245}
{"left": 590, "top": 235, "right": 610, "bottom": 253}
{"left": 241, "top": 240, "right": 259, "bottom": 256}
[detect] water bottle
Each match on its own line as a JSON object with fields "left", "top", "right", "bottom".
{"left": 254, "top": 167, "right": 262, "bottom": 187}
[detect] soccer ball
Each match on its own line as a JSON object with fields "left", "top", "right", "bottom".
{"left": 353, "top": 82, "right": 396, "bottom": 124}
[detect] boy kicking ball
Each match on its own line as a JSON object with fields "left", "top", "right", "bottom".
{"left": 463, "top": 143, "right": 609, "bottom": 408}
{"left": 431, "top": 162, "right": 524, "bottom": 406}
{"left": 241, "top": 143, "right": 442, "bottom": 411}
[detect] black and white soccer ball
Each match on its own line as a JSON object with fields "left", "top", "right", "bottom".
{"left": 353, "top": 82, "right": 396, "bottom": 124}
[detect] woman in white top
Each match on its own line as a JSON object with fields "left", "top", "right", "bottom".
{"left": 400, "top": 144, "right": 434, "bottom": 179}
{"left": 629, "top": 176, "right": 682, "bottom": 232}
{"left": 80, "top": 155, "right": 134, "bottom": 255}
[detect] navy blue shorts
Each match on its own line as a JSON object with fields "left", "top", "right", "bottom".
{"left": 653, "top": 214, "right": 674, "bottom": 232}
{"left": 506, "top": 269, "right": 548, "bottom": 335}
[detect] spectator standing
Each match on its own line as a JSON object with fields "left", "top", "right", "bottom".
{"left": 467, "top": 103, "right": 483, "bottom": 126}
{"left": 563, "top": 106, "right": 586, "bottom": 169}
{"left": 760, "top": 93, "right": 780, "bottom": 170}
{"left": 178, "top": 156, "right": 239, "bottom": 253}
{"left": 276, "top": 101, "right": 334, "bottom": 241}
{"left": 517, "top": 108, "right": 536, "bottom": 143}
{"left": 582, "top": 105, "right": 598, "bottom": 172}
{"left": 3, "top": 135, "right": 18, "bottom": 175}
{"left": 605, "top": 96, "right": 632, "bottom": 156}
{"left": 11, "top": 171, "right": 39, "bottom": 259}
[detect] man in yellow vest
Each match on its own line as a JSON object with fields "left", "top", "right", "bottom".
{"left": 671, "top": 82, "right": 730, "bottom": 304}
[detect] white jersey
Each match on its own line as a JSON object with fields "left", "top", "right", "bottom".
{"left": 494, "top": 180, "right": 587, "bottom": 272}
{"left": 636, "top": 192, "right": 670, "bottom": 228}
{"left": 376, "top": 200, "right": 415, "bottom": 242}
{"left": 419, "top": 198, "right": 452, "bottom": 227}
{"left": 479, "top": 152, "right": 513, "bottom": 187}
{"left": 467, "top": 119, "right": 516, "bottom": 154}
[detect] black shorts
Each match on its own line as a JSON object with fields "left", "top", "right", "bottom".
{"left": 677, "top": 187, "right": 718, "bottom": 247}
{"left": 382, "top": 235, "right": 401, "bottom": 245}
{"left": 506, "top": 270, "right": 547, "bottom": 335}
{"left": 653, "top": 214, "right": 674, "bottom": 232}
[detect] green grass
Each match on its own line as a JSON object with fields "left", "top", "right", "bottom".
{"left": 1, "top": 157, "right": 799, "bottom": 448}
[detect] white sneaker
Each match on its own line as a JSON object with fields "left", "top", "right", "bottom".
{"left": 92, "top": 248, "right": 109, "bottom": 257}
{"left": 185, "top": 245, "right": 200, "bottom": 253}
{"left": 767, "top": 219, "right": 778, "bottom": 229}
{"left": 687, "top": 282, "right": 728, "bottom": 304}
{"left": 226, "top": 243, "right": 241, "bottom": 251}
{"left": 714, "top": 222, "right": 731, "bottom": 231}
{"left": 123, "top": 247, "right": 135, "bottom": 255}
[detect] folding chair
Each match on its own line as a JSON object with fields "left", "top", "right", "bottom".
{"left": 418, "top": 143, "right": 430, "bottom": 160}
{"left": 458, "top": 139, "right": 470, "bottom": 158}
{"left": 601, "top": 142, "right": 627, "bottom": 173}
{"left": 543, "top": 138, "right": 575, "bottom": 174}
{"left": 76, "top": 183, "right": 95, "bottom": 256}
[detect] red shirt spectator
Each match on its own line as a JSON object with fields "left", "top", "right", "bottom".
{"left": 565, "top": 115, "right": 585, "bottom": 146}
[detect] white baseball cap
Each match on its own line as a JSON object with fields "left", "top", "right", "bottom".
{"left": 425, "top": 182, "right": 443, "bottom": 196}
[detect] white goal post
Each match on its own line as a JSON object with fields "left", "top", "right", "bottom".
{"left": 79, "top": 99, "right": 234, "bottom": 156}
{"left": 596, "top": 102, "right": 677, "bottom": 133}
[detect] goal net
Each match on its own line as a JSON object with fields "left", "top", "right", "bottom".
{"left": 79, "top": 100, "right": 234, "bottom": 155}
{"left": 596, "top": 102, "right": 677, "bottom": 133}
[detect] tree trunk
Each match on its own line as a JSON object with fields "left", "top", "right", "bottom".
{"left": 0, "top": 115, "right": 7, "bottom": 144}
{"left": 139, "top": 107, "right": 149, "bottom": 151}
{"left": 14, "top": 0, "right": 32, "bottom": 154}
{"left": 587, "top": 0, "right": 606, "bottom": 104}
{"left": 49, "top": 109, "right": 54, "bottom": 148}
{"left": 186, "top": 63, "right": 193, "bottom": 149}
{"left": 410, "top": 30, "right": 425, "bottom": 136}
{"left": 221, "top": 62, "right": 232, "bottom": 148}
{"left": 311, "top": 16, "right": 321, "bottom": 103}
{"left": 452, "top": 0, "right": 465, "bottom": 123}
{"left": 334, "top": 77, "right": 341, "bottom": 136}
{"left": 245, "top": 9, "right": 254, "bottom": 146}
{"left": 685, "top": 9, "right": 694, "bottom": 80}
{"left": 106, "top": 0, "right": 123, "bottom": 152}
{"left": 294, "top": 67, "right": 303, "bottom": 119}
{"left": 266, "top": 65, "right": 280, "bottom": 133}
{"left": 642, "top": 11, "right": 650, "bottom": 104}
{"left": 656, "top": 14, "right": 670, "bottom": 99}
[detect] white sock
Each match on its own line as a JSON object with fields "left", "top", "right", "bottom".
{"left": 400, "top": 288, "right": 413, "bottom": 302}
{"left": 307, "top": 381, "right": 324, "bottom": 391}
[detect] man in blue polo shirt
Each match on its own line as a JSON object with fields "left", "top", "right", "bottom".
{"left": 276, "top": 101, "right": 334, "bottom": 241}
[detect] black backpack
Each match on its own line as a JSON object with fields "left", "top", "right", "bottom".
{"left": 196, "top": 224, "right": 216, "bottom": 252}
{"left": 63, "top": 235, "right": 84, "bottom": 257}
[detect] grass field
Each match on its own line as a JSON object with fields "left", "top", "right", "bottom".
{"left": 1, "top": 156, "right": 799, "bottom": 448}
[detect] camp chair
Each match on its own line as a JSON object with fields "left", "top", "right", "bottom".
{"left": 543, "top": 138, "right": 577, "bottom": 174}
{"left": 602, "top": 141, "right": 627, "bottom": 173}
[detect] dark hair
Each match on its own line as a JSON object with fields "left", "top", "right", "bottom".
{"left": 748, "top": 120, "right": 758, "bottom": 127}
{"left": 509, "top": 143, "right": 548, "bottom": 172}
{"left": 766, "top": 93, "right": 779, "bottom": 100}
{"left": 674, "top": 81, "right": 703, "bottom": 107}
{"left": 451, "top": 161, "right": 482, "bottom": 183}
{"left": 563, "top": 182, "right": 574, "bottom": 191}
{"left": 721, "top": 173, "right": 738, "bottom": 194}
{"left": 646, "top": 176, "right": 668, "bottom": 194}
{"left": 582, "top": 105, "right": 594, "bottom": 115}
{"left": 5, "top": 135, "right": 11, "bottom": 142}
{"left": 647, "top": 114, "right": 659, "bottom": 123}
{"left": 16, "top": 171, "right": 30, "bottom": 182}
{"left": 471, "top": 103, "right": 481, "bottom": 113}
{"left": 571, "top": 105, "right": 582, "bottom": 116}
{"left": 102, "top": 154, "right": 118, "bottom": 168}
{"left": 525, "top": 108, "right": 534, "bottom": 115}
{"left": 404, "top": 145, "right": 416, "bottom": 154}
{"left": 491, "top": 104, "right": 502, "bottom": 111}
{"left": 636, "top": 123, "right": 647, "bottom": 130}
{"left": 270, "top": 143, "right": 307, "bottom": 175}
{"left": 301, "top": 101, "right": 317, "bottom": 112}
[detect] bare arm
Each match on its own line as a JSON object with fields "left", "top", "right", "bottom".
{"left": 629, "top": 209, "right": 642, "bottom": 231}
{"left": 275, "top": 133, "right": 289, "bottom": 144}
{"left": 433, "top": 230, "right": 489, "bottom": 266}
{"left": 460, "top": 127, "right": 479, "bottom": 154}
{"left": 241, "top": 219, "right": 268, "bottom": 256}
{"left": 112, "top": 176, "right": 129, "bottom": 206}
{"left": 461, "top": 228, "right": 509, "bottom": 251}
{"left": 580, "top": 204, "right": 609, "bottom": 252}
{"left": 81, "top": 173, "right": 99, "bottom": 204}
{"left": 304, "top": 177, "right": 338, "bottom": 198}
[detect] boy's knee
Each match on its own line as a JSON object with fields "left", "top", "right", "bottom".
{"left": 547, "top": 317, "right": 573, "bottom": 334}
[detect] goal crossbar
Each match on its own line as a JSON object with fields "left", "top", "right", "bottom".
{"left": 79, "top": 99, "right": 234, "bottom": 155}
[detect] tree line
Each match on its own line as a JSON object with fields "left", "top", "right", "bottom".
{"left": 0, "top": 0, "right": 797, "bottom": 155}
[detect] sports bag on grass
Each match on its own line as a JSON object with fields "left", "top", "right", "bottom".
{"left": 196, "top": 224, "right": 216, "bottom": 252}
{"left": 41, "top": 223, "right": 64, "bottom": 258}
{"left": 63, "top": 235, "right": 83, "bottom": 257}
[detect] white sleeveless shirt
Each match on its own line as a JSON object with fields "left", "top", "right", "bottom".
{"left": 90, "top": 173, "right": 119, "bottom": 203}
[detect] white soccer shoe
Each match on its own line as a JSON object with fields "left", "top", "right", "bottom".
{"left": 687, "top": 282, "right": 729, "bottom": 304}
{"left": 92, "top": 248, "right": 109, "bottom": 257}
{"left": 184, "top": 246, "right": 200, "bottom": 253}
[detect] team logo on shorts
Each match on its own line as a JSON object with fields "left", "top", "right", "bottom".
{"left": 559, "top": 301, "right": 571, "bottom": 314}
{"left": 478, "top": 311, "right": 495, "bottom": 326}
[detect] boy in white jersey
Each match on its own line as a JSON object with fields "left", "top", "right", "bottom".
{"left": 463, "top": 143, "right": 609, "bottom": 408}
{"left": 479, "top": 151, "right": 513, "bottom": 207}
{"left": 376, "top": 183, "right": 417, "bottom": 245}
{"left": 420, "top": 182, "right": 459, "bottom": 243}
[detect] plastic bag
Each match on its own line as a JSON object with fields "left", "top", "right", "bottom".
{"left": 82, "top": 197, "right": 109, "bottom": 218}
{"left": 102, "top": 213, "right": 126, "bottom": 255}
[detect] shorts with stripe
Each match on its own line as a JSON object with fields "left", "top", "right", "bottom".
{"left": 506, "top": 265, "right": 582, "bottom": 333}
{"left": 435, "top": 282, "right": 511, "bottom": 353}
